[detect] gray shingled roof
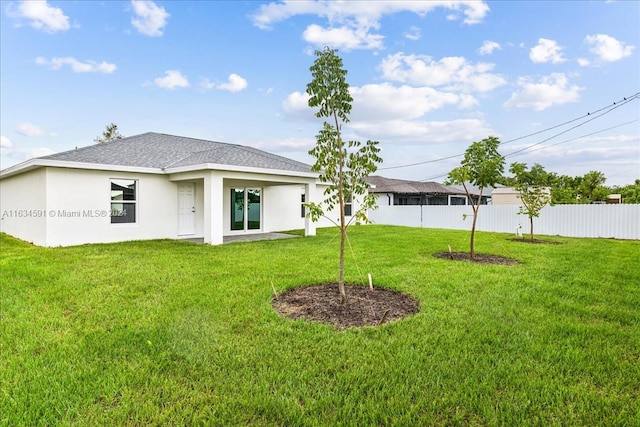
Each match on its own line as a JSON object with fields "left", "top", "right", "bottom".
{"left": 41, "top": 132, "right": 313, "bottom": 173}
{"left": 366, "top": 175, "right": 463, "bottom": 195}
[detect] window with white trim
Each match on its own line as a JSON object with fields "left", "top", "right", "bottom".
{"left": 344, "top": 193, "right": 352, "bottom": 217}
{"left": 110, "top": 179, "right": 137, "bottom": 223}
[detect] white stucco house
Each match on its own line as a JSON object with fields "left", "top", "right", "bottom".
{"left": 0, "top": 132, "right": 351, "bottom": 247}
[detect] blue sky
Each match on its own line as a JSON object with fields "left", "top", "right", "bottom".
{"left": 1, "top": 0, "right": 638, "bottom": 185}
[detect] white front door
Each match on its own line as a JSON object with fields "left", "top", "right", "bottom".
{"left": 178, "top": 182, "right": 196, "bottom": 235}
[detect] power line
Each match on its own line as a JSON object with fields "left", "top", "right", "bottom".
{"left": 417, "top": 117, "right": 639, "bottom": 182}
{"left": 507, "top": 119, "right": 639, "bottom": 157}
{"left": 378, "top": 91, "right": 639, "bottom": 172}
{"left": 607, "top": 167, "right": 640, "bottom": 180}
{"left": 503, "top": 95, "right": 639, "bottom": 157}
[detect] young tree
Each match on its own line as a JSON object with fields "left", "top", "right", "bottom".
{"left": 509, "top": 162, "right": 551, "bottom": 241}
{"left": 305, "top": 47, "right": 382, "bottom": 304}
{"left": 94, "top": 123, "right": 124, "bottom": 144}
{"left": 447, "top": 136, "right": 505, "bottom": 259}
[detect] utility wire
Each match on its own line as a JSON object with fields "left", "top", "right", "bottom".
{"left": 508, "top": 119, "right": 639, "bottom": 157}
{"left": 378, "top": 91, "right": 639, "bottom": 172}
{"left": 503, "top": 95, "right": 639, "bottom": 157}
{"left": 417, "top": 117, "right": 639, "bottom": 182}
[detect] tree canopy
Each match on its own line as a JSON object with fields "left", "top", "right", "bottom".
{"left": 94, "top": 123, "right": 123, "bottom": 144}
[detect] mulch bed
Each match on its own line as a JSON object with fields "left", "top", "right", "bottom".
{"left": 272, "top": 284, "right": 420, "bottom": 329}
{"left": 432, "top": 252, "right": 520, "bottom": 265}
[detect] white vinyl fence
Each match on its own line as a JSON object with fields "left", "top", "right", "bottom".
{"left": 369, "top": 204, "right": 640, "bottom": 240}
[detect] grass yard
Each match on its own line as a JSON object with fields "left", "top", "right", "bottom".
{"left": 1, "top": 226, "right": 639, "bottom": 426}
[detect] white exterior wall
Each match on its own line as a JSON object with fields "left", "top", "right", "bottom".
{"left": 0, "top": 168, "right": 48, "bottom": 245}
{"left": 491, "top": 188, "right": 522, "bottom": 205}
{"left": 43, "top": 168, "right": 177, "bottom": 246}
{"left": 264, "top": 185, "right": 306, "bottom": 232}
{"left": 2, "top": 165, "right": 367, "bottom": 246}
{"left": 228, "top": 182, "right": 338, "bottom": 234}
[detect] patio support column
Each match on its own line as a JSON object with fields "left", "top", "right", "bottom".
{"left": 204, "top": 172, "right": 224, "bottom": 245}
{"left": 304, "top": 181, "right": 316, "bottom": 237}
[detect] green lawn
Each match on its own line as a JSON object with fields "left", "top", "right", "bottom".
{"left": 1, "top": 226, "right": 639, "bottom": 426}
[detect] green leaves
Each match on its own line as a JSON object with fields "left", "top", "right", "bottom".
{"left": 447, "top": 136, "right": 505, "bottom": 258}
{"left": 306, "top": 47, "right": 353, "bottom": 122}
{"left": 461, "top": 136, "right": 505, "bottom": 189}
{"left": 508, "top": 162, "right": 552, "bottom": 240}
{"left": 305, "top": 47, "right": 383, "bottom": 293}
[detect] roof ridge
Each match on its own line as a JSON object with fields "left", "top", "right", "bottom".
{"left": 161, "top": 144, "right": 229, "bottom": 168}
{"left": 41, "top": 132, "right": 152, "bottom": 159}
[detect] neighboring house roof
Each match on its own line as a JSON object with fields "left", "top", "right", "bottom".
{"left": 447, "top": 183, "right": 492, "bottom": 197}
{"left": 366, "top": 175, "right": 465, "bottom": 196}
{"left": 0, "top": 132, "right": 314, "bottom": 178}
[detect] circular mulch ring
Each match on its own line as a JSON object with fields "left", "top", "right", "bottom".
{"left": 272, "top": 284, "right": 420, "bottom": 329}
{"left": 507, "top": 238, "right": 564, "bottom": 245}
{"left": 433, "top": 251, "right": 519, "bottom": 265}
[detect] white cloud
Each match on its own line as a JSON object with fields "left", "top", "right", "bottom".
{"left": 252, "top": 137, "right": 316, "bottom": 153}
{"left": 0, "top": 135, "right": 56, "bottom": 161}
{"left": 35, "top": 56, "right": 116, "bottom": 73}
{"left": 350, "top": 118, "right": 495, "bottom": 144}
{"left": 218, "top": 74, "right": 248, "bottom": 92}
{"left": 17, "top": 122, "right": 44, "bottom": 137}
{"left": 577, "top": 57, "right": 590, "bottom": 67}
{"left": 350, "top": 84, "right": 464, "bottom": 121}
{"left": 250, "top": 1, "right": 489, "bottom": 50}
{"left": 404, "top": 26, "right": 421, "bottom": 41}
{"left": 282, "top": 90, "right": 493, "bottom": 145}
{"left": 283, "top": 83, "right": 468, "bottom": 124}
{"left": 12, "top": 0, "right": 70, "bottom": 33}
{"left": 200, "top": 74, "right": 248, "bottom": 93}
{"left": 503, "top": 73, "right": 583, "bottom": 111}
{"left": 154, "top": 70, "right": 189, "bottom": 89}
{"left": 302, "top": 24, "right": 384, "bottom": 51}
{"left": 1, "top": 135, "right": 12, "bottom": 148}
{"left": 131, "top": 0, "right": 170, "bottom": 37}
{"left": 282, "top": 91, "right": 314, "bottom": 120}
{"left": 585, "top": 34, "right": 634, "bottom": 62}
{"left": 281, "top": 83, "right": 491, "bottom": 144}
{"left": 479, "top": 40, "right": 501, "bottom": 55}
{"left": 379, "top": 53, "right": 506, "bottom": 93}
{"left": 529, "top": 38, "right": 566, "bottom": 63}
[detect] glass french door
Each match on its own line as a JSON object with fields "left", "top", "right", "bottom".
{"left": 231, "top": 188, "right": 261, "bottom": 231}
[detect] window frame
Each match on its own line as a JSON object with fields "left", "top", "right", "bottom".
{"left": 344, "top": 193, "right": 353, "bottom": 217}
{"left": 110, "top": 178, "right": 137, "bottom": 224}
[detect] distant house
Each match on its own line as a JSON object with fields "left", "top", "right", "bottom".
{"left": 366, "top": 175, "right": 490, "bottom": 206}
{"left": 491, "top": 186, "right": 551, "bottom": 205}
{"left": 0, "top": 132, "right": 347, "bottom": 247}
{"left": 491, "top": 187, "right": 523, "bottom": 205}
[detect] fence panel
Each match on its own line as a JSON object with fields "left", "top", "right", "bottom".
{"left": 369, "top": 204, "right": 640, "bottom": 240}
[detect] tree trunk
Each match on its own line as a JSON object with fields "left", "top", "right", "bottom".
{"left": 339, "top": 223, "right": 346, "bottom": 304}
{"left": 470, "top": 205, "right": 478, "bottom": 259}
{"left": 529, "top": 216, "right": 534, "bottom": 242}
{"left": 336, "top": 112, "right": 346, "bottom": 304}
{"left": 469, "top": 190, "right": 482, "bottom": 259}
